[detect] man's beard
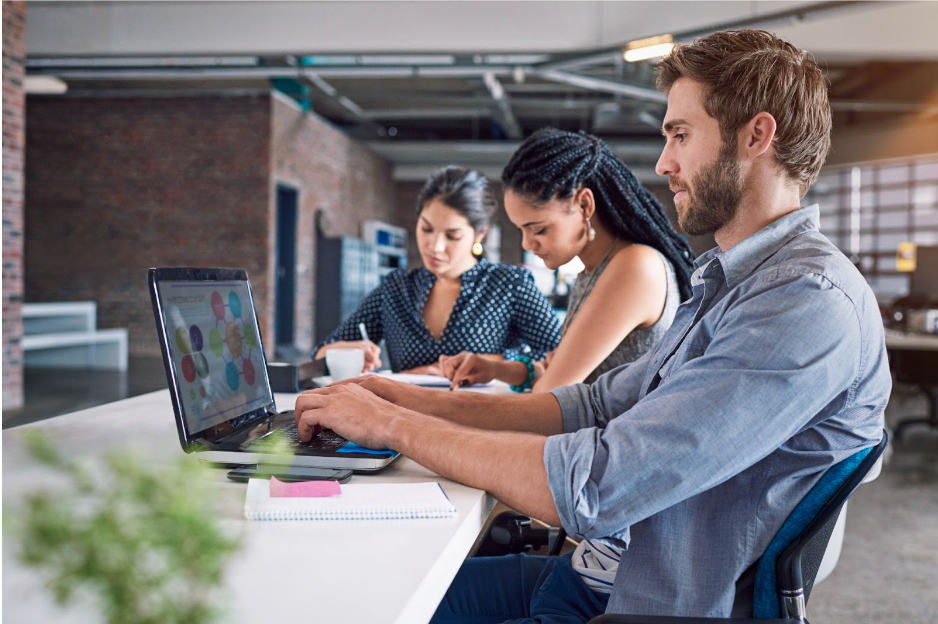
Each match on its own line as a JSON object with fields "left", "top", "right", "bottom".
{"left": 673, "top": 142, "right": 743, "bottom": 236}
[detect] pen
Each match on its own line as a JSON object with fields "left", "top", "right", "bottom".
{"left": 358, "top": 322, "right": 369, "bottom": 344}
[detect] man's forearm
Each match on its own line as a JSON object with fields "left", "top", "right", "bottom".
{"left": 399, "top": 388, "right": 564, "bottom": 436}
{"left": 388, "top": 409, "right": 562, "bottom": 525}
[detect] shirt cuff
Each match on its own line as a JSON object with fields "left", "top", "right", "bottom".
{"left": 550, "top": 383, "right": 597, "bottom": 433}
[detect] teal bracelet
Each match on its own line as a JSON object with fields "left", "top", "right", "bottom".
{"left": 509, "top": 355, "right": 535, "bottom": 393}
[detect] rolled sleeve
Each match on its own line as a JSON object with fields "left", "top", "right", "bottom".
{"left": 544, "top": 271, "right": 865, "bottom": 543}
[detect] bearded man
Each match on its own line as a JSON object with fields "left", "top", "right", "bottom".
{"left": 294, "top": 29, "right": 890, "bottom": 622}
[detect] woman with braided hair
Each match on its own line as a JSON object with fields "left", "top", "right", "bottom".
{"left": 440, "top": 127, "right": 694, "bottom": 392}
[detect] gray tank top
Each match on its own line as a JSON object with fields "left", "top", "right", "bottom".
{"left": 564, "top": 246, "right": 681, "bottom": 384}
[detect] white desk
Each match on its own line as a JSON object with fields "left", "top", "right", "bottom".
{"left": 2, "top": 389, "right": 498, "bottom": 624}
{"left": 884, "top": 328, "right": 938, "bottom": 352}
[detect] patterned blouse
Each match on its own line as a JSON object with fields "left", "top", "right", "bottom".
{"left": 314, "top": 258, "right": 561, "bottom": 372}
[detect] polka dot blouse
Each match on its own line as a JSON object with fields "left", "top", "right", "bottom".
{"left": 314, "top": 258, "right": 561, "bottom": 372}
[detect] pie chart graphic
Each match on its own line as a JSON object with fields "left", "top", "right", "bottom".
{"left": 225, "top": 321, "right": 243, "bottom": 359}
{"left": 209, "top": 328, "right": 224, "bottom": 356}
{"left": 181, "top": 354, "right": 196, "bottom": 383}
{"left": 225, "top": 361, "right": 240, "bottom": 391}
{"left": 189, "top": 325, "right": 204, "bottom": 352}
{"left": 242, "top": 358, "right": 256, "bottom": 386}
{"left": 228, "top": 291, "right": 243, "bottom": 319}
{"left": 175, "top": 327, "right": 192, "bottom": 354}
{"left": 211, "top": 291, "right": 226, "bottom": 320}
{"left": 193, "top": 352, "right": 209, "bottom": 379}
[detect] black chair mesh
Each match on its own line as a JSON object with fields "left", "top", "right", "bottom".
{"left": 800, "top": 507, "right": 843, "bottom": 602}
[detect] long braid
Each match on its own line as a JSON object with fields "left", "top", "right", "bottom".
{"left": 502, "top": 128, "right": 695, "bottom": 300}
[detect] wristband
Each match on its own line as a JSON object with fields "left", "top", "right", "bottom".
{"left": 509, "top": 355, "right": 535, "bottom": 393}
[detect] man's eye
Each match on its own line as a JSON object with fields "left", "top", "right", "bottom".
{"left": 675, "top": 133, "right": 687, "bottom": 143}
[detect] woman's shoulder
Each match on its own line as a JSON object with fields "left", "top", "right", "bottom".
{"left": 602, "top": 244, "right": 669, "bottom": 285}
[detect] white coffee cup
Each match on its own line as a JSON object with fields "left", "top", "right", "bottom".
{"left": 325, "top": 348, "right": 366, "bottom": 382}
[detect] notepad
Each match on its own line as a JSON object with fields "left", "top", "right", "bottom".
{"left": 244, "top": 479, "right": 457, "bottom": 521}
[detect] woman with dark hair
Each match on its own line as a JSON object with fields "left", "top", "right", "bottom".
{"left": 314, "top": 165, "right": 560, "bottom": 375}
{"left": 440, "top": 128, "right": 694, "bottom": 391}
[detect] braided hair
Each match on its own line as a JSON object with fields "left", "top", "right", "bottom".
{"left": 502, "top": 127, "right": 695, "bottom": 300}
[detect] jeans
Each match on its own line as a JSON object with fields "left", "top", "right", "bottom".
{"left": 431, "top": 553, "right": 609, "bottom": 624}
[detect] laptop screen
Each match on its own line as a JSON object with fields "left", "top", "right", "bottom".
{"left": 157, "top": 278, "right": 274, "bottom": 436}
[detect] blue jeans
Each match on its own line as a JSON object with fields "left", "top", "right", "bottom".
{"left": 431, "top": 553, "right": 610, "bottom": 624}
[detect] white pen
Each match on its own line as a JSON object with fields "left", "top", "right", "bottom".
{"left": 358, "top": 322, "right": 370, "bottom": 345}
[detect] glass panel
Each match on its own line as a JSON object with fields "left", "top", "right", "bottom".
{"left": 878, "top": 186, "right": 910, "bottom": 208}
{"left": 861, "top": 190, "right": 875, "bottom": 208}
{"left": 912, "top": 209, "right": 938, "bottom": 227}
{"left": 877, "top": 232, "right": 908, "bottom": 251}
{"left": 913, "top": 231, "right": 938, "bottom": 246}
{"left": 819, "top": 215, "right": 839, "bottom": 231}
{"left": 861, "top": 167, "right": 877, "bottom": 186}
{"left": 913, "top": 160, "right": 938, "bottom": 180}
{"left": 879, "top": 210, "right": 909, "bottom": 228}
{"left": 860, "top": 255, "right": 876, "bottom": 272}
{"left": 879, "top": 165, "right": 909, "bottom": 185}
{"left": 913, "top": 184, "right": 938, "bottom": 208}
{"left": 874, "top": 275, "right": 909, "bottom": 299}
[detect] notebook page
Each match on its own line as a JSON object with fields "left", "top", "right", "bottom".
{"left": 244, "top": 479, "right": 457, "bottom": 520}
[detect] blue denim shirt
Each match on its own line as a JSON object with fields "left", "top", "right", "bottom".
{"left": 546, "top": 205, "right": 890, "bottom": 617}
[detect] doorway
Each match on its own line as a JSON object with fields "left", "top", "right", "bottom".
{"left": 275, "top": 185, "right": 298, "bottom": 352}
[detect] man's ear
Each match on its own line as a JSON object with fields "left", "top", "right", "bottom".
{"left": 742, "top": 112, "right": 777, "bottom": 159}
{"left": 575, "top": 187, "right": 596, "bottom": 220}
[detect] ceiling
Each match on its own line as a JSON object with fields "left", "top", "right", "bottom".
{"left": 24, "top": 1, "right": 938, "bottom": 182}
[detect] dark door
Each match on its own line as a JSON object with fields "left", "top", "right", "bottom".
{"left": 275, "top": 185, "right": 298, "bottom": 347}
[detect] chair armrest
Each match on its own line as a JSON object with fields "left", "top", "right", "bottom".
{"left": 589, "top": 615, "right": 797, "bottom": 624}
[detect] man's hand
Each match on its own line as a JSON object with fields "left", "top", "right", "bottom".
{"left": 294, "top": 383, "right": 404, "bottom": 449}
{"left": 438, "top": 352, "right": 497, "bottom": 390}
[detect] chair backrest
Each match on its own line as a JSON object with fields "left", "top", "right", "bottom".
{"left": 753, "top": 430, "right": 888, "bottom": 620}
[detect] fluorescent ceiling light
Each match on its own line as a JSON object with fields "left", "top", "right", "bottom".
{"left": 623, "top": 34, "right": 674, "bottom": 63}
{"left": 25, "top": 75, "right": 67, "bottom": 94}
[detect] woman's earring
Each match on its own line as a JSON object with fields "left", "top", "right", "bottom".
{"left": 471, "top": 241, "right": 484, "bottom": 257}
{"left": 586, "top": 218, "right": 596, "bottom": 242}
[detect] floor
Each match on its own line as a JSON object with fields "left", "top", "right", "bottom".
{"left": 3, "top": 363, "right": 937, "bottom": 622}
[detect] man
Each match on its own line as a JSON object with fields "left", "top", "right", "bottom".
{"left": 295, "top": 29, "right": 890, "bottom": 621}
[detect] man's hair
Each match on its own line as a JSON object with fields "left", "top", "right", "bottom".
{"left": 657, "top": 29, "right": 832, "bottom": 196}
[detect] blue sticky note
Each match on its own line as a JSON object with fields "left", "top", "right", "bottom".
{"left": 336, "top": 442, "right": 396, "bottom": 456}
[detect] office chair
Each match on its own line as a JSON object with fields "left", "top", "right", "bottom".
{"left": 586, "top": 430, "right": 888, "bottom": 624}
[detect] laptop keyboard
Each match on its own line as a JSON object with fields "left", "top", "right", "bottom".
{"left": 278, "top": 423, "right": 349, "bottom": 452}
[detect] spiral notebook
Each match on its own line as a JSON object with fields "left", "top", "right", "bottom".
{"left": 243, "top": 479, "right": 457, "bottom": 521}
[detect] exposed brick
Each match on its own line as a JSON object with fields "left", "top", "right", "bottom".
{"left": 2, "top": 0, "right": 25, "bottom": 411}
{"left": 25, "top": 92, "right": 405, "bottom": 360}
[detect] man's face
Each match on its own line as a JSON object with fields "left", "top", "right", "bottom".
{"left": 655, "top": 78, "right": 744, "bottom": 236}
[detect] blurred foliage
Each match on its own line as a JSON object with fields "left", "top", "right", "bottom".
{"left": 6, "top": 430, "right": 242, "bottom": 624}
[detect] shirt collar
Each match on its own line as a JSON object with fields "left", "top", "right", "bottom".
{"left": 415, "top": 257, "right": 489, "bottom": 303}
{"left": 697, "top": 204, "right": 821, "bottom": 289}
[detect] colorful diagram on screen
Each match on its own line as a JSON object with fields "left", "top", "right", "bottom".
{"left": 174, "top": 289, "right": 259, "bottom": 398}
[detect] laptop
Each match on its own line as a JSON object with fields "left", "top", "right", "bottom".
{"left": 148, "top": 267, "right": 399, "bottom": 472}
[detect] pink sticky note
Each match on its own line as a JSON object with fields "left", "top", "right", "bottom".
{"left": 269, "top": 476, "right": 342, "bottom": 498}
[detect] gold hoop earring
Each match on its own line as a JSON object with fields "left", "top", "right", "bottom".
{"left": 586, "top": 218, "right": 597, "bottom": 242}
{"left": 471, "top": 241, "right": 484, "bottom": 257}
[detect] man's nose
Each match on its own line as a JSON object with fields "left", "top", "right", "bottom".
{"left": 656, "top": 144, "right": 677, "bottom": 178}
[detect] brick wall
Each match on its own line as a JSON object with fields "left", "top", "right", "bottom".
{"left": 24, "top": 92, "right": 404, "bottom": 360}
{"left": 2, "top": 0, "right": 26, "bottom": 411}
{"left": 270, "top": 92, "right": 404, "bottom": 354}
{"left": 25, "top": 94, "right": 272, "bottom": 357}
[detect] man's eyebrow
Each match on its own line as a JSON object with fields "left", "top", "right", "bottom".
{"left": 662, "top": 119, "right": 688, "bottom": 135}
